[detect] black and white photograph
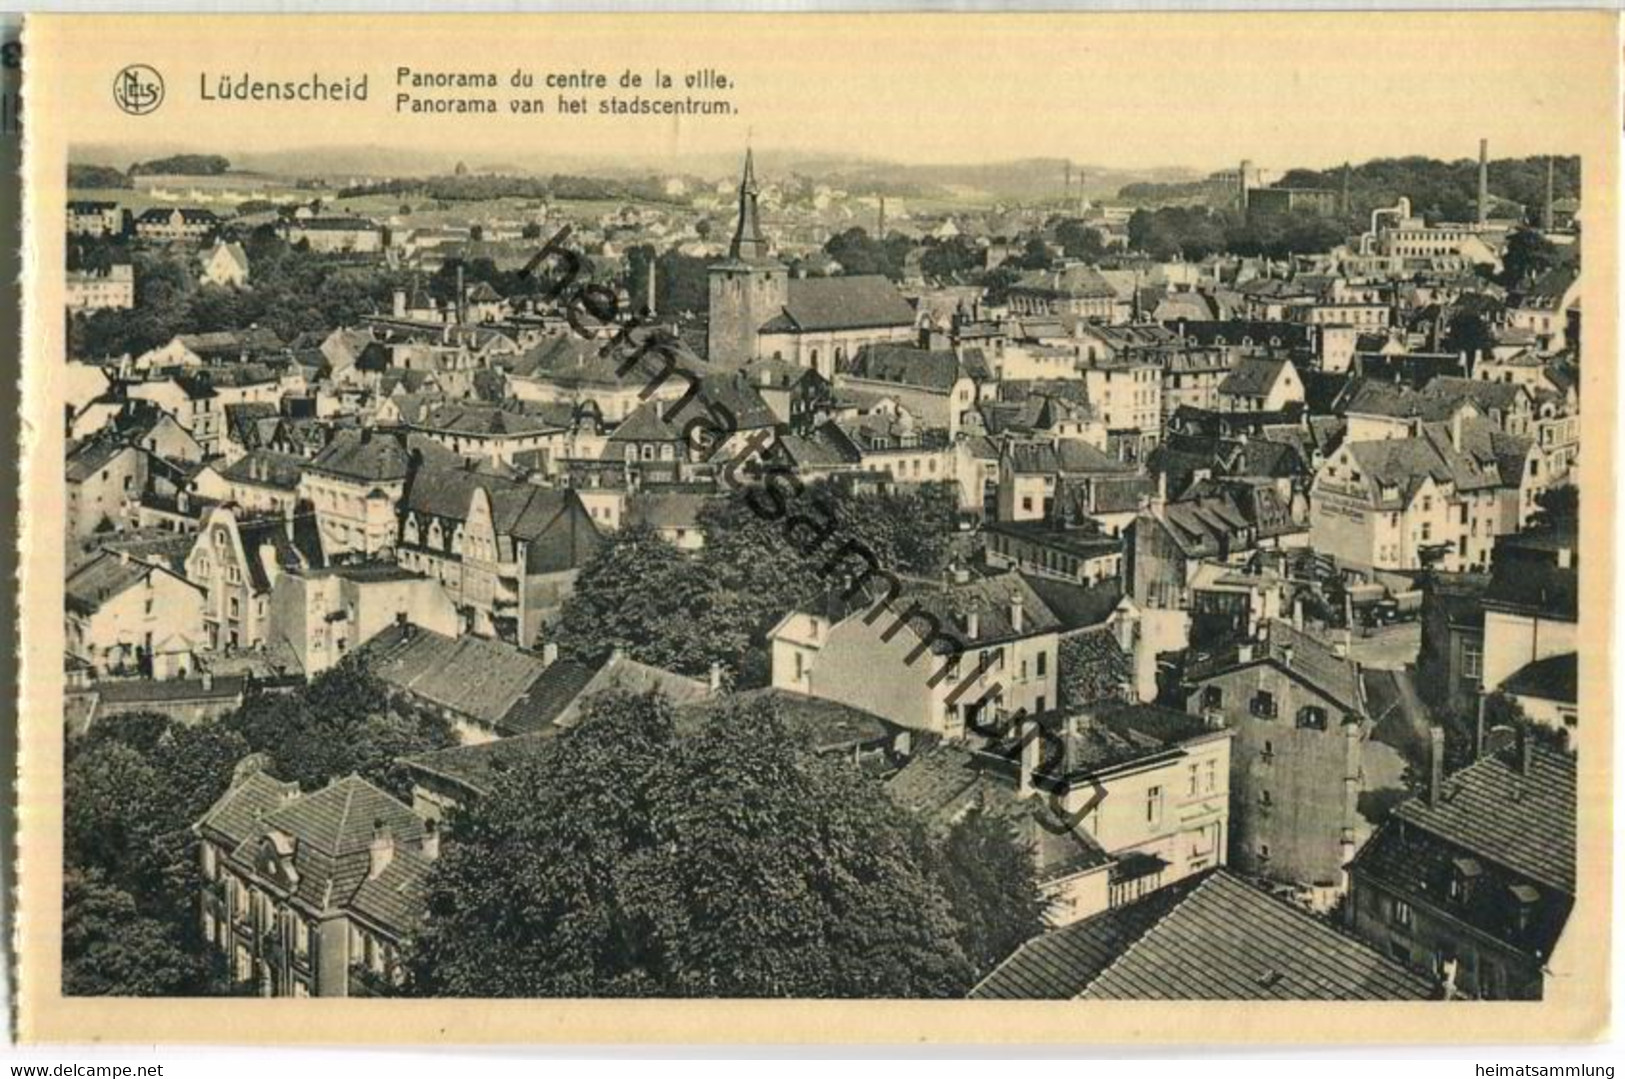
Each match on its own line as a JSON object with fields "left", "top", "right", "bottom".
{"left": 16, "top": 9, "right": 1613, "bottom": 1047}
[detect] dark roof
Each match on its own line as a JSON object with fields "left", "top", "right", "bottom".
{"left": 1218, "top": 357, "right": 1291, "bottom": 398}
{"left": 65, "top": 552, "right": 181, "bottom": 616}
{"left": 66, "top": 436, "right": 138, "bottom": 483}
{"left": 679, "top": 687, "right": 893, "bottom": 754}
{"left": 230, "top": 512, "right": 326, "bottom": 592}
{"left": 200, "top": 771, "right": 430, "bottom": 937}
{"left": 1019, "top": 576, "right": 1123, "bottom": 631}
{"left": 219, "top": 449, "right": 306, "bottom": 491}
{"left": 841, "top": 344, "right": 979, "bottom": 393}
{"left": 1392, "top": 745, "right": 1575, "bottom": 895}
{"left": 1187, "top": 619, "right": 1362, "bottom": 715}
{"left": 97, "top": 674, "right": 247, "bottom": 705}
{"left": 974, "top": 870, "right": 1435, "bottom": 1000}
{"left": 308, "top": 429, "right": 455, "bottom": 484}
{"left": 359, "top": 623, "right": 557, "bottom": 733}
{"left": 763, "top": 275, "right": 916, "bottom": 333}
{"left": 1501, "top": 652, "right": 1577, "bottom": 704}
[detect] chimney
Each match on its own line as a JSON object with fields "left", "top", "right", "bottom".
{"left": 1237, "top": 642, "right": 1254, "bottom": 664}
{"left": 420, "top": 817, "right": 440, "bottom": 861}
{"left": 1543, "top": 156, "right": 1555, "bottom": 232}
{"left": 1518, "top": 726, "right": 1534, "bottom": 775}
{"left": 1428, "top": 724, "right": 1445, "bottom": 806}
{"left": 542, "top": 641, "right": 559, "bottom": 667}
{"left": 1280, "top": 642, "right": 1294, "bottom": 670}
{"left": 455, "top": 264, "right": 467, "bottom": 326}
{"left": 1477, "top": 138, "right": 1489, "bottom": 227}
{"left": 1017, "top": 718, "right": 1041, "bottom": 799}
{"left": 646, "top": 256, "right": 657, "bottom": 318}
{"left": 392, "top": 287, "right": 406, "bottom": 318}
{"left": 201, "top": 670, "right": 214, "bottom": 692}
{"left": 965, "top": 608, "right": 980, "bottom": 641}
{"left": 1291, "top": 595, "right": 1305, "bottom": 631}
{"left": 1450, "top": 408, "right": 1466, "bottom": 450}
{"left": 367, "top": 818, "right": 395, "bottom": 880}
{"left": 709, "top": 661, "right": 724, "bottom": 692}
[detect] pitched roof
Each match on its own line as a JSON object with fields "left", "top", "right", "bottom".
{"left": 1188, "top": 619, "right": 1362, "bottom": 715}
{"left": 841, "top": 344, "right": 979, "bottom": 393}
{"left": 359, "top": 623, "right": 556, "bottom": 733}
{"left": 974, "top": 870, "right": 1435, "bottom": 1000}
{"left": 65, "top": 553, "right": 194, "bottom": 616}
{"left": 1011, "top": 264, "right": 1117, "bottom": 300}
{"left": 1501, "top": 652, "right": 1577, "bottom": 704}
{"left": 763, "top": 275, "right": 916, "bottom": 333}
{"left": 219, "top": 449, "right": 306, "bottom": 491}
{"left": 1392, "top": 744, "right": 1575, "bottom": 895}
{"left": 1219, "top": 357, "right": 1291, "bottom": 398}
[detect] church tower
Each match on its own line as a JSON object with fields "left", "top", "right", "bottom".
{"left": 708, "top": 148, "right": 788, "bottom": 367}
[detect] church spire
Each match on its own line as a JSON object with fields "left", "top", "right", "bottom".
{"left": 729, "top": 147, "right": 770, "bottom": 261}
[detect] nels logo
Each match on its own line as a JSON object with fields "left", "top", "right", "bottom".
{"left": 113, "top": 64, "right": 164, "bottom": 116}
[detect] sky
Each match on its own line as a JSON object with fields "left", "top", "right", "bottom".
{"left": 30, "top": 11, "right": 1614, "bottom": 175}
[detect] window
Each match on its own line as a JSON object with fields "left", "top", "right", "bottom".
{"left": 1036, "top": 651, "right": 1048, "bottom": 677}
{"left": 1297, "top": 705, "right": 1328, "bottom": 730}
{"left": 1391, "top": 898, "right": 1414, "bottom": 929}
{"left": 1201, "top": 685, "right": 1223, "bottom": 710}
{"left": 1462, "top": 639, "right": 1483, "bottom": 682}
{"left": 1205, "top": 759, "right": 1217, "bottom": 793}
{"left": 1145, "top": 786, "right": 1163, "bottom": 826}
{"left": 1250, "top": 690, "right": 1277, "bottom": 719}
{"left": 1188, "top": 763, "right": 1199, "bottom": 797}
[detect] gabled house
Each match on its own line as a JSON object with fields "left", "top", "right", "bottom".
{"left": 1217, "top": 356, "right": 1304, "bottom": 413}
{"left": 1348, "top": 740, "right": 1575, "bottom": 999}
{"left": 1183, "top": 620, "right": 1419, "bottom": 907}
{"left": 66, "top": 550, "right": 205, "bottom": 679}
{"left": 195, "top": 766, "right": 435, "bottom": 997}
{"left": 184, "top": 505, "right": 326, "bottom": 652}
{"left": 199, "top": 240, "right": 250, "bottom": 288}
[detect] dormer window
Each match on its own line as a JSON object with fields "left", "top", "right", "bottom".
{"left": 1449, "top": 857, "right": 1482, "bottom": 904}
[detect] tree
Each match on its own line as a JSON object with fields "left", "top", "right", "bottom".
{"left": 405, "top": 691, "right": 977, "bottom": 997}
{"left": 1530, "top": 485, "right": 1578, "bottom": 530}
{"left": 1055, "top": 219, "right": 1106, "bottom": 261}
{"left": 223, "top": 657, "right": 455, "bottom": 798}
{"left": 63, "top": 868, "right": 209, "bottom": 996}
{"left": 934, "top": 808, "right": 1048, "bottom": 979}
{"left": 1499, "top": 228, "right": 1560, "bottom": 288}
{"left": 824, "top": 227, "right": 901, "bottom": 279}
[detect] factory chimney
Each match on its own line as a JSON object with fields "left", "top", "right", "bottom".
{"left": 1238, "top": 159, "right": 1254, "bottom": 212}
{"left": 877, "top": 195, "right": 886, "bottom": 241}
{"left": 1543, "top": 156, "right": 1556, "bottom": 232}
{"left": 646, "top": 255, "right": 657, "bottom": 318}
{"left": 1477, "top": 139, "right": 1489, "bottom": 227}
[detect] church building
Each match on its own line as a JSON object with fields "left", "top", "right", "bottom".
{"left": 707, "top": 150, "right": 918, "bottom": 379}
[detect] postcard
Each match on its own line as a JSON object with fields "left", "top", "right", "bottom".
{"left": 15, "top": 11, "right": 1617, "bottom": 1044}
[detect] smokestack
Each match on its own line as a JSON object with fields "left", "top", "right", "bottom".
{"left": 1239, "top": 159, "right": 1253, "bottom": 211}
{"left": 1477, "top": 139, "right": 1489, "bottom": 227}
{"left": 1342, "top": 162, "right": 1352, "bottom": 216}
{"left": 1428, "top": 725, "right": 1445, "bottom": 807}
{"left": 877, "top": 195, "right": 886, "bottom": 240}
{"left": 420, "top": 817, "right": 440, "bottom": 861}
{"left": 1543, "top": 156, "right": 1555, "bottom": 232}
{"left": 646, "top": 256, "right": 657, "bottom": 318}
{"left": 456, "top": 264, "right": 467, "bottom": 325}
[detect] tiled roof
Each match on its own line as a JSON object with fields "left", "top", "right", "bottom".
{"left": 308, "top": 429, "right": 455, "bottom": 484}
{"left": 764, "top": 275, "right": 916, "bottom": 333}
{"left": 65, "top": 552, "right": 173, "bottom": 616}
{"left": 196, "top": 768, "right": 301, "bottom": 848}
{"left": 360, "top": 623, "right": 555, "bottom": 733}
{"left": 971, "top": 877, "right": 1199, "bottom": 998}
{"left": 1392, "top": 744, "right": 1575, "bottom": 894}
{"left": 1012, "top": 265, "right": 1117, "bottom": 300}
{"left": 66, "top": 436, "right": 137, "bottom": 483}
{"left": 886, "top": 572, "right": 1062, "bottom": 652}
{"left": 1187, "top": 619, "right": 1362, "bottom": 715}
{"left": 976, "top": 870, "right": 1434, "bottom": 1000}
{"left": 841, "top": 344, "right": 977, "bottom": 394}
{"left": 1218, "top": 357, "right": 1290, "bottom": 399}
{"left": 219, "top": 449, "right": 306, "bottom": 491}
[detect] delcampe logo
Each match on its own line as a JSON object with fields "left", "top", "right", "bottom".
{"left": 113, "top": 64, "right": 164, "bottom": 115}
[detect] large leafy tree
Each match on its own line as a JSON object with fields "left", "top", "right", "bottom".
{"left": 223, "top": 656, "right": 455, "bottom": 798}
{"left": 405, "top": 691, "right": 979, "bottom": 997}
{"left": 934, "top": 808, "right": 1048, "bottom": 979}
{"left": 63, "top": 868, "right": 210, "bottom": 997}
